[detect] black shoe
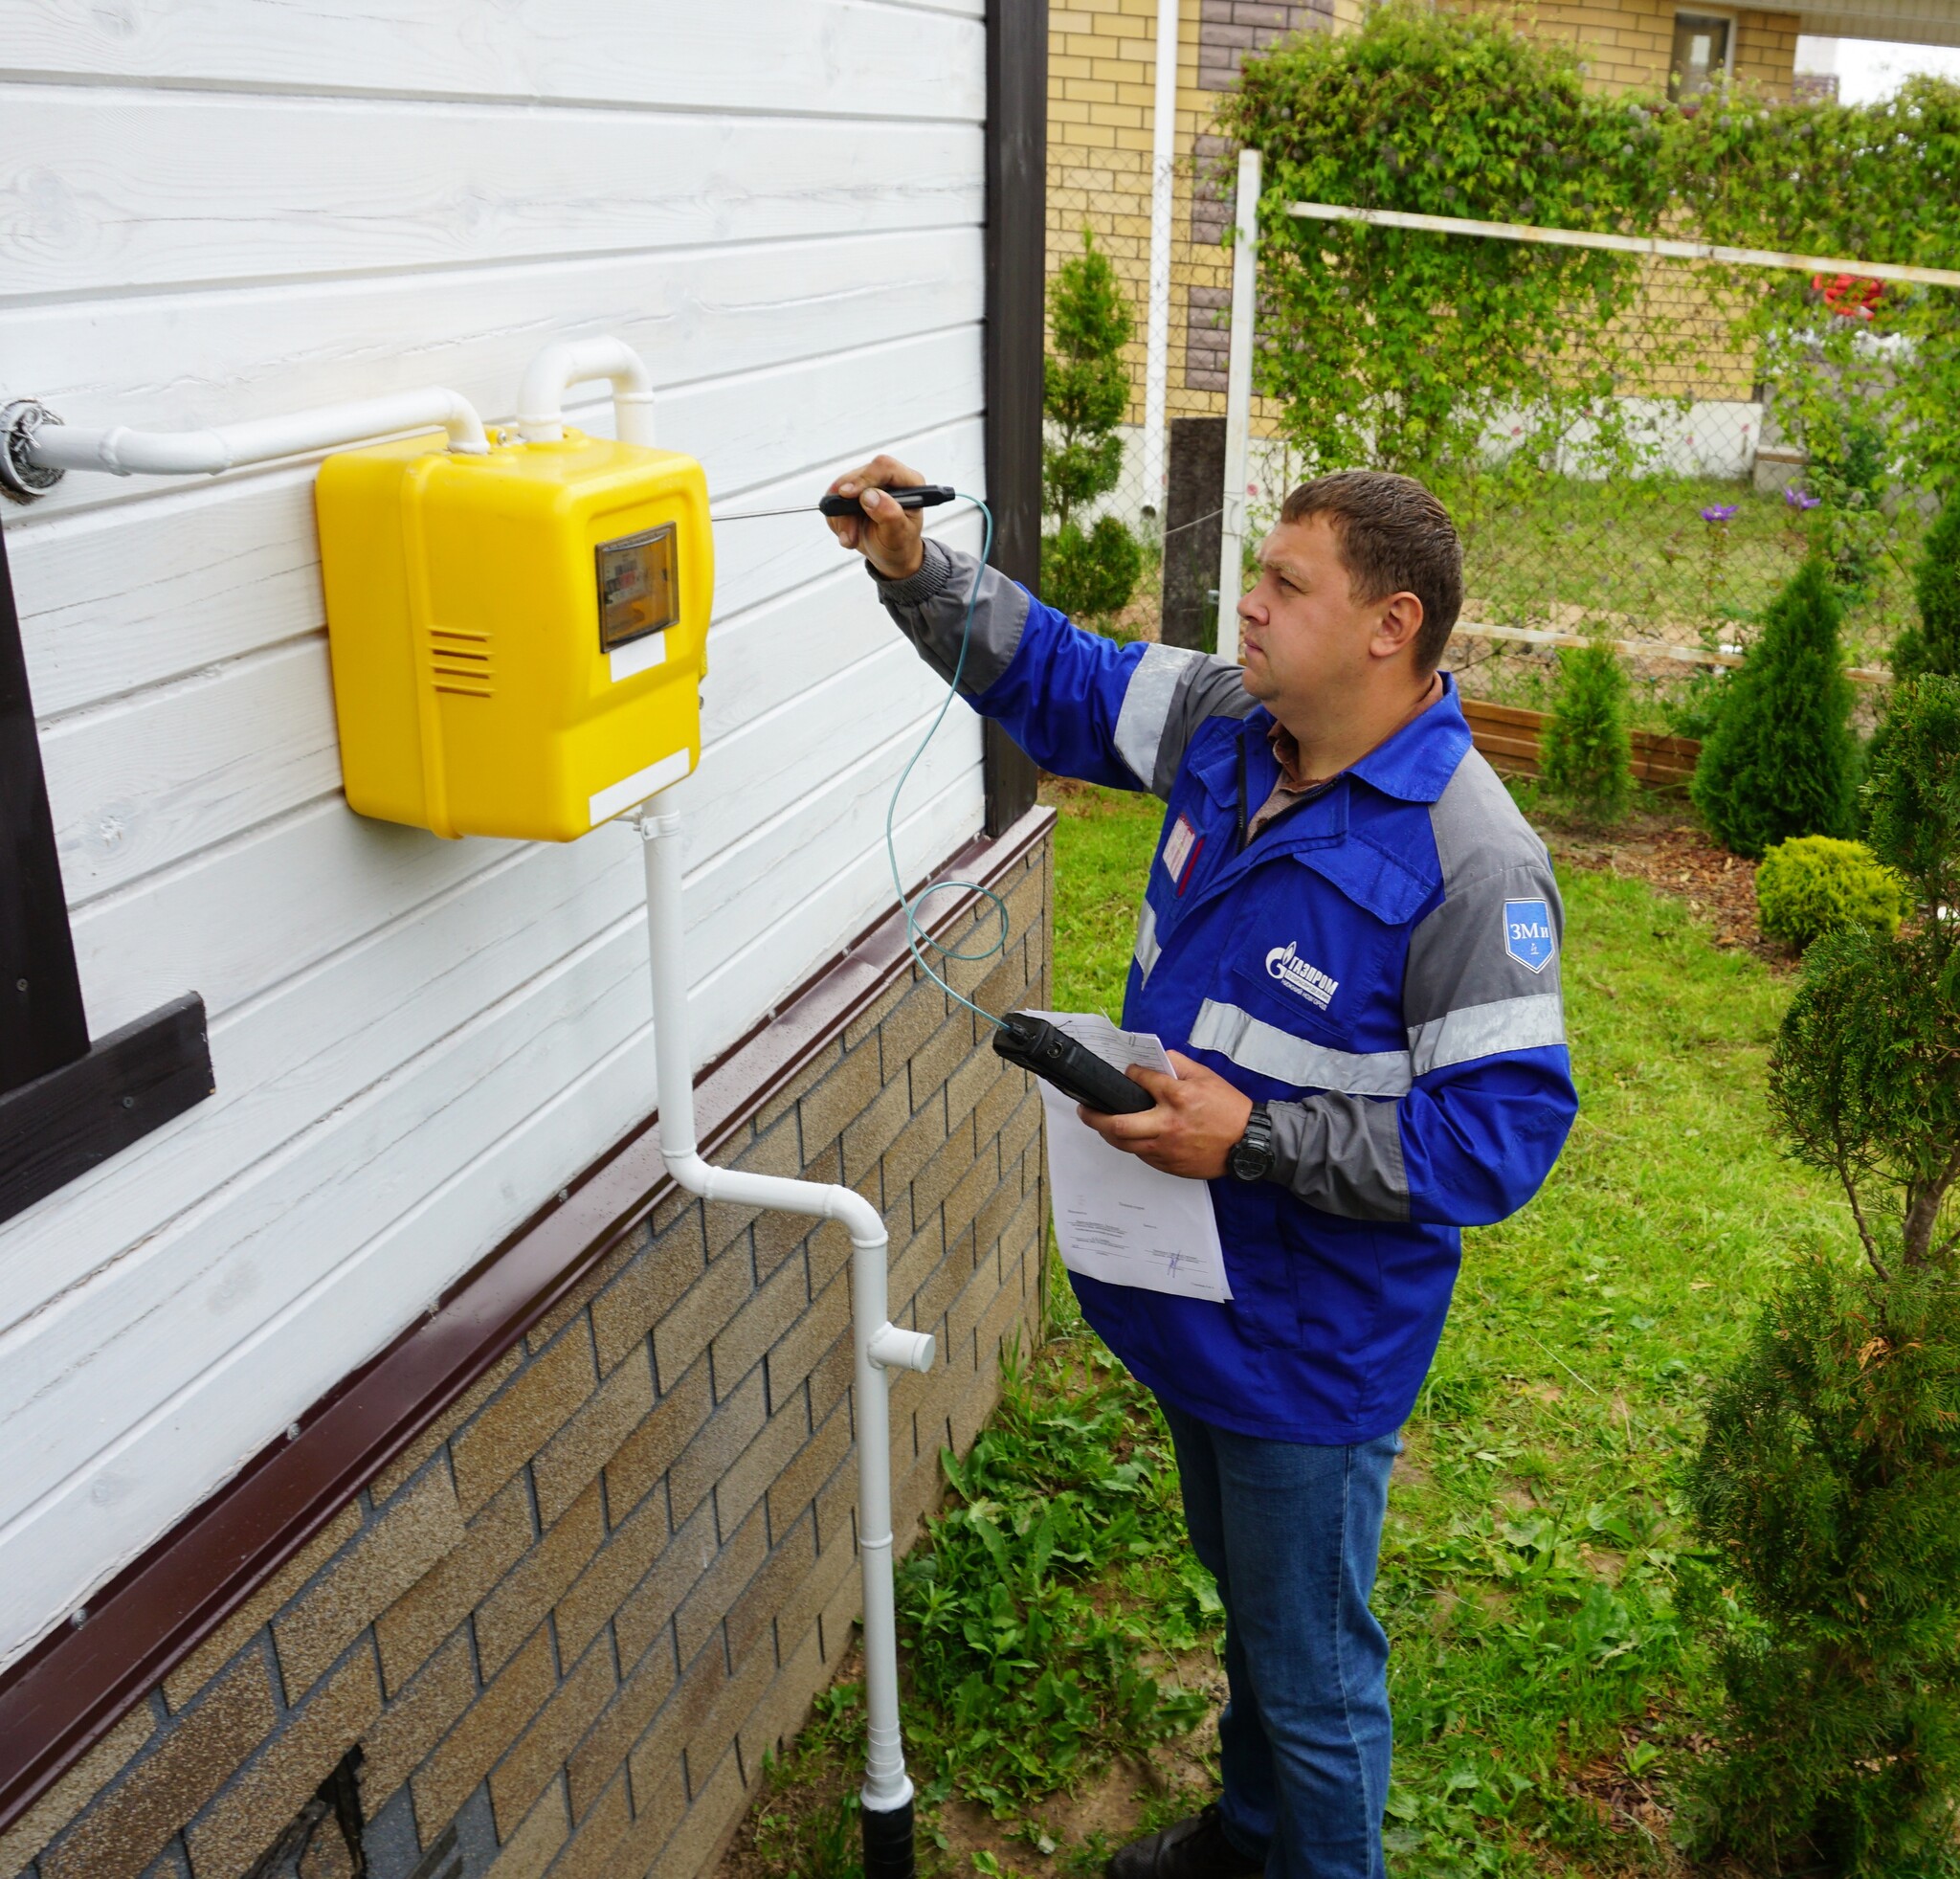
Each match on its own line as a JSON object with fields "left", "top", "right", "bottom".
{"left": 1105, "top": 1802, "right": 1264, "bottom": 1878}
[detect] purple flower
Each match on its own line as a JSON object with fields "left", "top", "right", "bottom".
{"left": 1701, "top": 503, "right": 1739, "bottom": 523}
{"left": 1785, "top": 486, "right": 1820, "bottom": 510}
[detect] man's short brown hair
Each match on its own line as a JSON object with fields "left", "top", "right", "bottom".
{"left": 1280, "top": 470, "right": 1462, "bottom": 670}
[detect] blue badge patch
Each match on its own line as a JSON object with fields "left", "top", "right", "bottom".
{"left": 1504, "top": 899, "right": 1556, "bottom": 973}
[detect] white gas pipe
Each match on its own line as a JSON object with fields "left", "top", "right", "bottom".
{"left": 635, "top": 799, "right": 932, "bottom": 1870}
{"left": 3, "top": 388, "right": 488, "bottom": 497}
{"left": 0, "top": 333, "right": 653, "bottom": 503}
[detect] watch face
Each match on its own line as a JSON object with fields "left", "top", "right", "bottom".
{"left": 1230, "top": 1138, "right": 1270, "bottom": 1181}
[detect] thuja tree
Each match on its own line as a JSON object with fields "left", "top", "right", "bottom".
{"left": 1894, "top": 493, "right": 1960, "bottom": 680}
{"left": 1214, "top": 1, "right": 1675, "bottom": 477}
{"left": 1685, "top": 679, "right": 1960, "bottom": 1876}
{"left": 1690, "top": 558, "right": 1859, "bottom": 859}
{"left": 1539, "top": 642, "right": 1634, "bottom": 824}
{"left": 1041, "top": 230, "right": 1143, "bottom": 623}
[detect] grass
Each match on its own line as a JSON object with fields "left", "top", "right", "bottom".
{"left": 724, "top": 780, "right": 1855, "bottom": 1878}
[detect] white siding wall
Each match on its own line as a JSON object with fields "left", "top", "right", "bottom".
{"left": 0, "top": 0, "right": 991, "bottom": 1671}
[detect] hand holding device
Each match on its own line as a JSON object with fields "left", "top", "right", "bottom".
{"left": 1073, "top": 1050, "right": 1258, "bottom": 1180}
{"left": 825, "top": 454, "right": 930, "bottom": 580}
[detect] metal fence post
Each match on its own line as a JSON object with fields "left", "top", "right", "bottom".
{"left": 1141, "top": 0, "right": 1182, "bottom": 521}
{"left": 1215, "top": 146, "right": 1261, "bottom": 662}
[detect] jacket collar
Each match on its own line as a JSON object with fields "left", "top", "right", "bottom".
{"left": 1245, "top": 671, "right": 1472, "bottom": 807}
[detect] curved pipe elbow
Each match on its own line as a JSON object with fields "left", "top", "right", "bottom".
{"left": 517, "top": 338, "right": 657, "bottom": 447}
{"left": 657, "top": 1149, "right": 887, "bottom": 1249}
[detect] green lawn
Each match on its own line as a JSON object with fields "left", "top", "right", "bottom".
{"left": 734, "top": 782, "right": 1850, "bottom": 1877}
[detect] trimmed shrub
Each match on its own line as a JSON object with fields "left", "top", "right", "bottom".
{"left": 1690, "top": 557, "right": 1859, "bottom": 859}
{"left": 1041, "top": 516, "right": 1146, "bottom": 627}
{"left": 1754, "top": 835, "right": 1907, "bottom": 952}
{"left": 1892, "top": 493, "right": 1960, "bottom": 680}
{"left": 1538, "top": 642, "right": 1634, "bottom": 823}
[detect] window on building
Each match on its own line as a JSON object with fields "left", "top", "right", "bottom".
{"left": 1670, "top": 12, "right": 1734, "bottom": 100}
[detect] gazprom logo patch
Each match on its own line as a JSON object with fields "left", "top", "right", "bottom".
{"left": 1504, "top": 899, "right": 1556, "bottom": 973}
{"left": 1266, "top": 941, "right": 1339, "bottom": 1010}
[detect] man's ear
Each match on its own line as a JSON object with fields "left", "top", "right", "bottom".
{"left": 1370, "top": 592, "right": 1425, "bottom": 661}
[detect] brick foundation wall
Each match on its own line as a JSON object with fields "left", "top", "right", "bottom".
{"left": 0, "top": 830, "right": 1054, "bottom": 1879}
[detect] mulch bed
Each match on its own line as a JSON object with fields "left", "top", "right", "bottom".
{"left": 1544, "top": 808, "right": 1786, "bottom": 967}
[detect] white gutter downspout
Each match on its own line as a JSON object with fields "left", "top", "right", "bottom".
{"left": 1141, "top": 0, "right": 1182, "bottom": 525}
{"left": 635, "top": 800, "right": 932, "bottom": 1879}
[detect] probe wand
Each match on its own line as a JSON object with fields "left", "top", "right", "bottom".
{"left": 712, "top": 484, "right": 959, "bottom": 523}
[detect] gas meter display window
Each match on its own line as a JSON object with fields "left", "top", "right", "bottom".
{"left": 596, "top": 525, "right": 679, "bottom": 653}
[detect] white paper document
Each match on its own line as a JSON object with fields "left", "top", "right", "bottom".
{"left": 1024, "top": 1011, "right": 1233, "bottom": 1303}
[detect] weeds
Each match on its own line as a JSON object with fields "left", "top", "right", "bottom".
{"left": 897, "top": 1335, "right": 1217, "bottom": 1815}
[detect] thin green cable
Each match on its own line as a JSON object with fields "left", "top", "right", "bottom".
{"left": 882, "top": 492, "right": 1013, "bottom": 1032}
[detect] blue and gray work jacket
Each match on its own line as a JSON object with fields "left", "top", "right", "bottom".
{"left": 876, "top": 541, "right": 1578, "bottom": 1444}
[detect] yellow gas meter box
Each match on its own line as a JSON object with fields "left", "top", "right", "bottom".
{"left": 317, "top": 428, "right": 711, "bottom": 842}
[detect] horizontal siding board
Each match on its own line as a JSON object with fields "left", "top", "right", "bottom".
{"left": 3, "top": 224, "right": 984, "bottom": 537}
{"left": 43, "top": 637, "right": 339, "bottom": 902}
{"left": 0, "top": 0, "right": 985, "bottom": 118}
{"left": 0, "top": 757, "right": 983, "bottom": 1667}
{"left": 0, "top": 86, "right": 983, "bottom": 301}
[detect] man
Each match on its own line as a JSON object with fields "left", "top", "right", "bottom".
{"left": 828, "top": 459, "right": 1577, "bottom": 1879}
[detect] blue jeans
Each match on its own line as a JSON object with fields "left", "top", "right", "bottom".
{"left": 1158, "top": 1400, "right": 1399, "bottom": 1879}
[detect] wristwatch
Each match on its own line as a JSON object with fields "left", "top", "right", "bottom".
{"left": 1227, "top": 1103, "right": 1276, "bottom": 1183}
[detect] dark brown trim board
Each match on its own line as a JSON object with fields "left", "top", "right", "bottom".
{"left": 0, "top": 803, "right": 1057, "bottom": 1840}
{"left": 0, "top": 521, "right": 215, "bottom": 1223}
{"left": 981, "top": 0, "right": 1046, "bottom": 839}
{"left": 0, "top": 520, "right": 88, "bottom": 1089}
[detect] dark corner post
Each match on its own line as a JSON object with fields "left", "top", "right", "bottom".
{"left": 0, "top": 520, "right": 213, "bottom": 1225}
{"left": 982, "top": 0, "right": 1047, "bottom": 839}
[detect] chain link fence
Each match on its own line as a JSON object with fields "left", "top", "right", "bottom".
{"left": 1431, "top": 268, "right": 1934, "bottom": 732}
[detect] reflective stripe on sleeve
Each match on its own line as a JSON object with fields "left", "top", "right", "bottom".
{"left": 1407, "top": 993, "right": 1566, "bottom": 1076}
{"left": 1133, "top": 900, "right": 1161, "bottom": 984}
{"left": 1189, "top": 998, "right": 1414, "bottom": 1097}
{"left": 1113, "top": 644, "right": 1204, "bottom": 790}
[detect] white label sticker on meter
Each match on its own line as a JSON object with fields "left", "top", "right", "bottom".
{"left": 608, "top": 633, "right": 667, "bottom": 684}
{"left": 590, "top": 747, "right": 692, "bottom": 826}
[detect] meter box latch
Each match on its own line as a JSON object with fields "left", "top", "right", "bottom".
{"left": 317, "top": 428, "right": 712, "bottom": 842}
